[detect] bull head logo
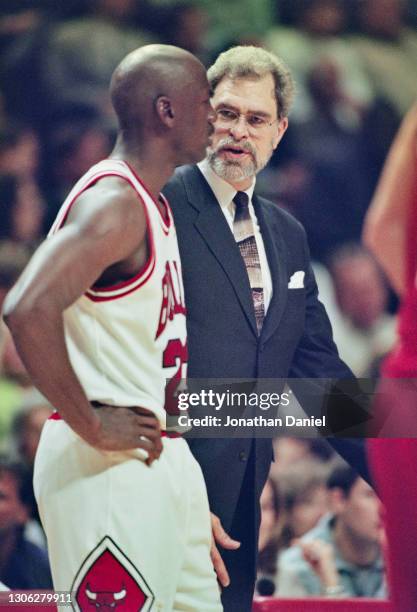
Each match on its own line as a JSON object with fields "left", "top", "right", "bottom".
{"left": 72, "top": 537, "right": 155, "bottom": 611}
{"left": 85, "top": 582, "right": 127, "bottom": 608}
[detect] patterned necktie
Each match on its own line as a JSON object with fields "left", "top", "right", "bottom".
{"left": 233, "top": 191, "right": 265, "bottom": 333}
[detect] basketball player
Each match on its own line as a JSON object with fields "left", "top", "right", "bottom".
{"left": 364, "top": 103, "right": 417, "bottom": 611}
{"left": 3, "top": 45, "right": 221, "bottom": 611}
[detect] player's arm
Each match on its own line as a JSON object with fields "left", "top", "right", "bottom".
{"left": 3, "top": 178, "right": 161, "bottom": 459}
{"left": 363, "top": 103, "right": 417, "bottom": 295}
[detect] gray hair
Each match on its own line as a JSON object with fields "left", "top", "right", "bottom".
{"left": 207, "top": 45, "right": 295, "bottom": 119}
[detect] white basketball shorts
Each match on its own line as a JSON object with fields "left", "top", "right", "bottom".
{"left": 33, "top": 418, "right": 222, "bottom": 611}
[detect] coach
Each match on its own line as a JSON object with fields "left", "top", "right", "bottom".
{"left": 163, "top": 46, "right": 368, "bottom": 612}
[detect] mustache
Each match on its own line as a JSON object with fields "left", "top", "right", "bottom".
{"left": 214, "top": 137, "right": 256, "bottom": 157}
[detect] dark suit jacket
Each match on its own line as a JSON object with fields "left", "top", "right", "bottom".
{"left": 163, "top": 164, "right": 369, "bottom": 609}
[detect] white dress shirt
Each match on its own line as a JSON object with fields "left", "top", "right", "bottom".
{"left": 198, "top": 159, "right": 273, "bottom": 313}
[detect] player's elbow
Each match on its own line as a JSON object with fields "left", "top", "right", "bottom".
{"left": 3, "top": 289, "right": 49, "bottom": 337}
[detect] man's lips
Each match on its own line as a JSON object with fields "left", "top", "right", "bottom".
{"left": 219, "top": 146, "right": 252, "bottom": 158}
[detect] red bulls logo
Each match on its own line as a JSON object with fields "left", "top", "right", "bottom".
{"left": 85, "top": 582, "right": 126, "bottom": 608}
{"left": 72, "top": 537, "right": 154, "bottom": 611}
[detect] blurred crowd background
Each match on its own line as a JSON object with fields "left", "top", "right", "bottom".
{"left": 0, "top": 0, "right": 416, "bottom": 598}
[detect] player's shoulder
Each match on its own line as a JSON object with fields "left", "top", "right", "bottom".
{"left": 81, "top": 174, "right": 139, "bottom": 205}
{"left": 67, "top": 175, "right": 146, "bottom": 233}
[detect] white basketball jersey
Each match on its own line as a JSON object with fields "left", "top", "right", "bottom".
{"left": 49, "top": 159, "right": 187, "bottom": 429}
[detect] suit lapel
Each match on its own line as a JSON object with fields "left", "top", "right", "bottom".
{"left": 253, "top": 196, "right": 288, "bottom": 344}
{"left": 180, "top": 166, "right": 258, "bottom": 337}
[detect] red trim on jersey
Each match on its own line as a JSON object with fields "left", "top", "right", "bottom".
{"left": 48, "top": 411, "right": 181, "bottom": 437}
{"left": 159, "top": 193, "right": 174, "bottom": 236}
{"left": 52, "top": 169, "right": 157, "bottom": 301}
{"left": 85, "top": 256, "right": 156, "bottom": 302}
{"left": 85, "top": 176, "right": 155, "bottom": 299}
{"left": 125, "top": 161, "right": 171, "bottom": 233}
{"left": 51, "top": 170, "right": 116, "bottom": 234}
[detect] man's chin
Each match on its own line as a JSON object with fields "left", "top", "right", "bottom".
{"left": 209, "top": 156, "right": 255, "bottom": 182}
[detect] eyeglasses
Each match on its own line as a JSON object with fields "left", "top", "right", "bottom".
{"left": 215, "top": 107, "right": 279, "bottom": 132}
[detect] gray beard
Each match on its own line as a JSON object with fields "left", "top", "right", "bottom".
{"left": 207, "top": 150, "right": 258, "bottom": 183}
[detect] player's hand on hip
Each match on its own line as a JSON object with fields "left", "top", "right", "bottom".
{"left": 87, "top": 405, "right": 163, "bottom": 464}
{"left": 210, "top": 512, "right": 240, "bottom": 588}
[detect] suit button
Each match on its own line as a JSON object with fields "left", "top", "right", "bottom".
{"left": 239, "top": 451, "right": 247, "bottom": 462}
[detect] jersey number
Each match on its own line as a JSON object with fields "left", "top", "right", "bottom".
{"left": 163, "top": 339, "right": 188, "bottom": 415}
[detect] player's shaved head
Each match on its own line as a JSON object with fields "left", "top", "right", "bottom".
{"left": 110, "top": 44, "right": 207, "bottom": 136}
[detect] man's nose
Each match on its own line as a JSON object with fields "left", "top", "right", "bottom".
{"left": 229, "top": 114, "right": 249, "bottom": 140}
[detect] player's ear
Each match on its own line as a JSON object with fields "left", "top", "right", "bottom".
{"left": 155, "top": 96, "right": 175, "bottom": 128}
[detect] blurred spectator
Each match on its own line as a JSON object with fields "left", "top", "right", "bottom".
{"left": 350, "top": 0, "right": 417, "bottom": 119}
{"left": 9, "top": 390, "right": 52, "bottom": 550}
{"left": 286, "top": 87, "right": 374, "bottom": 260}
{"left": 358, "top": 98, "right": 402, "bottom": 198}
{"left": 0, "top": 124, "right": 41, "bottom": 182}
{"left": 10, "top": 389, "right": 52, "bottom": 468}
{"left": 156, "top": 2, "right": 210, "bottom": 64}
{"left": 272, "top": 438, "right": 334, "bottom": 474}
{"left": 312, "top": 260, "right": 346, "bottom": 333}
{"left": 256, "top": 157, "right": 313, "bottom": 214}
{"left": 0, "top": 457, "right": 52, "bottom": 589}
{"left": 41, "top": 0, "right": 155, "bottom": 120}
{"left": 0, "top": 336, "right": 33, "bottom": 391}
{"left": 0, "top": 3, "right": 43, "bottom": 32}
{"left": 41, "top": 106, "right": 112, "bottom": 225}
{"left": 257, "top": 478, "right": 281, "bottom": 596}
{"left": 0, "top": 95, "right": 5, "bottom": 128}
{"left": 203, "top": 0, "right": 272, "bottom": 55}
{"left": 0, "top": 3, "right": 52, "bottom": 126}
{"left": 0, "top": 242, "right": 31, "bottom": 440}
{"left": 274, "top": 460, "right": 330, "bottom": 547}
{"left": 261, "top": 2, "right": 379, "bottom": 261}
{"left": 0, "top": 124, "right": 45, "bottom": 249}
{"left": 326, "top": 244, "right": 396, "bottom": 375}
{"left": 257, "top": 460, "right": 330, "bottom": 595}
{"left": 259, "top": 479, "right": 281, "bottom": 554}
{"left": 264, "top": 0, "right": 374, "bottom": 124}
{"left": 260, "top": 1, "right": 405, "bottom": 265}
{"left": 0, "top": 175, "right": 46, "bottom": 250}
{"left": 277, "top": 463, "right": 385, "bottom": 598}
{"left": 0, "top": 240, "right": 30, "bottom": 321}
{"left": 0, "top": 3, "right": 90, "bottom": 125}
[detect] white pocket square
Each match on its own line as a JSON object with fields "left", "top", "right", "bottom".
{"left": 288, "top": 270, "right": 305, "bottom": 289}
